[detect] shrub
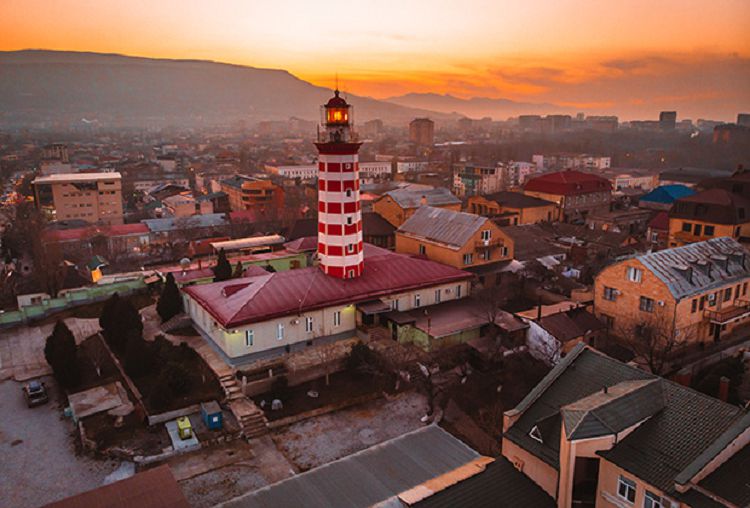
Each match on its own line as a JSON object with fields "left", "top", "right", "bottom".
{"left": 44, "top": 320, "right": 80, "bottom": 388}
{"left": 156, "top": 273, "right": 183, "bottom": 323}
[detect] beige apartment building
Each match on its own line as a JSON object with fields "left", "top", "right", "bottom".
{"left": 32, "top": 172, "right": 124, "bottom": 225}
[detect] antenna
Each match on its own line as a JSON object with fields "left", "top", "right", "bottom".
{"left": 335, "top": 72, "right": 339, "bottom": 93}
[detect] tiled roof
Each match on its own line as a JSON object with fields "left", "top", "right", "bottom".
{"left": 398, "top": 206, "right": 490, "bottom": 249}
{"left": 413, "top": 457, "right": 556, "bottom": 508}
{"left": 481, "top": 191, "right": 555, "bottom": 209}
{"left": 599, "top": 381, "right": 741, "bottom": 493}
{"left": 636, "top": 237, "right": 750, "bottom": 299}
{"left": 639, "top": 184, "right": 695, "bottom": 204}
{"left": 382, "top": 187, "right": 461, "bottom": 209}
{"left": 669, "top": 188, "right": 750, "bottom": 224}
{"left": 283, "top": 236, "right": 317, "bottom": 253}
{"left": 362, "top": 211, "right": 396, "bottom": 236}
{"left": 524, "top": 170, "right": 611, "bottom": 196}
{"left": 219, "top": 425, "right": 482, "bottom": 508}
{"left": 505, "top": 346, "right": 652, "bottom": 469}
{"left": 183, "top": 244, "right": 473, "bottom": 329}
{"left": 538, "top": 308, "right": 605, "bottom": 343}
{"left": 696, "top": 442, "right": 750, "bottom": 507}
{"left": 499, "top": 224, "right": 565, "bottom": 262}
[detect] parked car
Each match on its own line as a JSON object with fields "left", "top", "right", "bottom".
{"left": 22, "top": 380, "right": 49, "bottom": 407}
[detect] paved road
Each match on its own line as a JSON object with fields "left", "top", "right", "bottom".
{"left": 0, "top": 377, "right": 119, "bottom": 507}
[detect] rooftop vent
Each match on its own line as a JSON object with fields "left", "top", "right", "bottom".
{"left": 674, "top": 264, "right": 693, "bottom": 284}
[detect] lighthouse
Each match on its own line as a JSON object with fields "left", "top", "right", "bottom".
{"left": 315, "top": 90, "right": 364, "bottom": 279}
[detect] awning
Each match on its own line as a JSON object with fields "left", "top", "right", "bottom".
{"left": 357, "top": 299, "right": 391, "bottom": 315}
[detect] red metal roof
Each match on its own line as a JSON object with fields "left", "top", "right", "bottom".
{"left": 284, "top": 236, "right": 318, "bottom": 253}
{"left": 183, "top": 244, "right": 473, "bottom": 329}
{"left": 648, "top": 211, "right": 669, "bottom": 231}
{"left": 43, "top": 464, "right": 189, "bottom": 508}
{"left": 524, "top": 169, "right": 611, "bottom": 196}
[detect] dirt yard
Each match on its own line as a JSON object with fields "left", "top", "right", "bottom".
{"left": 271, "top": 391, "right": 428, "bottom": 471}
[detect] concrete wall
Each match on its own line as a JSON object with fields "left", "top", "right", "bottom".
{"left": 502, "top": 437, "right": 559, "bottom": 499}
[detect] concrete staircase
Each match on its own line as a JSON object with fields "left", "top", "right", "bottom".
{"left": 228, "top": 398, "right": 269, "bottom": 438}
{"left": 219, "top": 372, "right": 245, "bottom": 402}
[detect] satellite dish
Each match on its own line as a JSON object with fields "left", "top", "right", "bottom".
{"left": 179, "top": 258, "right": 191, "bottom": 268}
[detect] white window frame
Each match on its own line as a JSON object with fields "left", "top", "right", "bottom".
{"left": 481, "top": 229, "right": 491, "bottom": 241}
{"left": 603, "top": 286, "right": 618, "bottom": 301}
{"left": 529, "top": 425, "right": 543, "bottom": 444}
{"left": 333, "top": 310, "right": 341, "bottom": 327}
{"left": 276, "top": 323, "right": 284, "bottom": 340}
{"left": 414, "top": 294, "right": 421, "bottom": 307}
{"left": 463, "top": 253, "right": 473, "bottom": 265}
{"left": 391, "top": 299, "right": 399, "bottom": 311}
{"left": 617, "top": 475, "right": 637, "bottom": 504}
{"left": 627, "top": 266, "right": 643, "bottom": 283}
{"left": 435, "top": 289, "right": 441, "bottom": 303}
{"left": 305, "top": 317, "right": 313, "bottom": 333}
{"left": 245, "top": 329, "right": 254, "bottom": 346}
{"left": 419, "top": 244, "right": 426, "bottom": 255}
{"left": 644, "top": 491, "right": 664, "bottom": 508}
{"left": 456, "top": 285, "right": 462, "bottom": 298}
{"left": 347, "top": 243, "right": 355, "bottom": 253}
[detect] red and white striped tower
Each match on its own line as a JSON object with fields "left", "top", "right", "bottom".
{"left": 315, "top": 90, "right": 364, "bottom": 279}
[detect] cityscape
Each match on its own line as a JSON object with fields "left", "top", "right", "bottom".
{"left": 0, "top": 1, "right": 749, "bottom": 507}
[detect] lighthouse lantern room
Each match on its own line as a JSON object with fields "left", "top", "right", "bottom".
{"left": 315, "top": 90, "right": 364, "bottom": 279}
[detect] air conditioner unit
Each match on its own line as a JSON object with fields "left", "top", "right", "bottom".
{"left": 658, "top": 301, "right": 665, "bottom": 306}
{"left": 291, "top": 318, "right": 300, "bottom": 325}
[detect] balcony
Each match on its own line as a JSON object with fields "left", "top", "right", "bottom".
{"left": 474, "top": 237, "right": 503, "bottom": 249}
{"left": 704, "top": 302, "right": 750, "bottom": 324}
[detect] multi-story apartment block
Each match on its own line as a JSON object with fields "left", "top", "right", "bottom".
{"left": 453, "top": 164, "right": 503, "bottom": 197}
{"left": 396, "top": 206, "right": 513, "bottom": 269}
{"left": 409, "top": 117, "right": 435, "bottom": 146}
{"left": 532, "top": 154, "right": 611, "bottom": 172}
{"left": 524, "top": 170, "right": 612, "bottom": 222}
{"left": 220, "top": 175, "right": 285, "bottom": 215}
{"left": 594, "top": 237, "right": 750, "bottom": 345}
{"left": 502, "top": 343, "right": 749, "bottom": 508}
{"left": 32, "top": 172, "right": 124, "bottom": 225}
{"left": 668, "top": 189, "right": 750, "bottom": 247}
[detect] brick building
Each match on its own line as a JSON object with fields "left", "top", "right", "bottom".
{"left": 594, "top": 237, "right": 750, "bottom": 345}
{"left": 372, "top": 187, "right": 461, "bottom": 227}
{"left": 396, "top": 206, "right": 513, "bottom": 269}
{"left": 220, "top": 175, "right": 285, "bottom": 216}
{"left": 467, "top": 191, "right": 558, "bottom": 225}
{"left": 668, "top": 188, "right": 750, "bottom": 247}
{"left": 524, "top": 170, "right": 612, "bottom": 223}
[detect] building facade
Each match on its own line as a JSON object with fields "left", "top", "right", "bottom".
{"left": 524, "top": 170, "right": 612, "bottom": 222}
{"left": 668, "top": 188, "right": 750, "bottom": 247}
{"left": 452, "top": 164, "right": 503, "bottom": 198}
{"left": 220, "top": 175, "right": 285, "bottom": 215}
{"left": 409, "top": 118, "right": 435, "bottom": 146}
{"left": 467, "top": 191, "right": 558, "bottom": 225}
{"left": 32, "top": 172, "right": 124, "bottom": 225}
{"left": 373, "top": 187, "right": 461, "bottom": 227}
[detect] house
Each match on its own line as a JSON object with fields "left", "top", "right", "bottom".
{"left": 594, "top": 237, "right": 750, "bottom": 345}
{"left": 538, "top": 222, "right": 641, "bottom": 262}
{"left": 396, "top": 206, "right": 513, "bottom": 270}
{"left": 362, "top": 211, "right": 396, "bottom": 249}
{"left": 219, "top": 425, "right": 545, "bottom": 508}
{"left": 372, "top": 187, "right": 461, "bottom": 227}
{"left": 668, "top": 188, "right": 750, "bottom": 247}
{"left": 383, "top": 297, "right": 528, "bottom": 352}
{"left": 499, "top": 224, "right": 567, "bottom": 267}
{"left": 523, "top": 170, "right": 612, "bottom": 223}
{"left": 501, "top": 343, "right": 750, "bottom": 508}
{"left": 44, "top": 464, "right": 189, "bottom": 508}
{"left": 520, "top": 306, "right": 606, "bottom": 362}
{"left": 584, "top": 208, "right": 653, "bottom": 235}
{"left": 182, "top": 244, "right": 473, "bottom": 366}
{"left": 467, "top": 191, "right": 558, "bottom": 225}
{"left": 638, "top": 184, "right": 695, "bottom": 211}
{"left": 646, "top": 211, "right": 670, "bottom": 250}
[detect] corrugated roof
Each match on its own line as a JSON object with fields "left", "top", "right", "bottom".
{"left": 524, "top": 170, "right": 611, "bottom": 196}
{"left": 218, "top": 425, "right": 482, "bottom": 508}
{"left": 639, "top": 184, "right": 695, "bottom": 204}
{"left": 669, "top": 188, "right": 750, "bottom": 225}
{"left": 398, "top": 206, "right": 489, "bottom": 249}
{"left": 383, "top": 187, "right": 461, "bottom": 209}
{"left": 697, "top": 442, "right": 750, "bottom": 507}
{"left": 183, "top": 244, "right": 473, "bottom": 329}
{"left": 636, "top": 237, "right": 750, "bottom": 299}
{"left": 481, "top": 191, "right": 555, "bottom": 209}
{"left": 143, "top": 213, "right": 228, "bottom": 233}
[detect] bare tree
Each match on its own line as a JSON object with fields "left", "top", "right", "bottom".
{"left": 618, "top": 308, "right": 691, "bottom": 375}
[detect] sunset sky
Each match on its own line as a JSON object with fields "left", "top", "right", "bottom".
{"left": 2, "top": 0, "right": 748, "bottom": 119}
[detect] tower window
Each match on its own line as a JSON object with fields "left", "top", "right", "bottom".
{"left": 347, "top": 244, "right": 355, "bottom": 253}
{"left": 348, "top": 269, "right": 355, "bottom": 278}
{"left": 347, "top": 216, "right": 353, "bottom": 225}
{"left": 346, "top": 189, "right": 352, "bottom": 198}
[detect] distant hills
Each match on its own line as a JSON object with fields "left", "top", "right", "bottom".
{"left": 385, "top": 93, "right": 569, "bottom": 120}
{"left": 0, "top": 50, "right": 452, "bottom": 128}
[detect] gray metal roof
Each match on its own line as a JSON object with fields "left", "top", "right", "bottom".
{"left": 384, "top": 187, "right": 461, "bottom": 209}
{"left": 218, "top": 425, "right": 481, "bottom": 508}
{"left": 142, "top": 213, "right": 228, "bottom": 233}
{"left": 398, "top": 206, "right": 489, "bottom": 249}
{"left": 637, "top": 237, "right": 750, "bottom": 299}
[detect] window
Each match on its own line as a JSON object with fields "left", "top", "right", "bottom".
{"left": 644, "top": 491, "right": 667, "bottom": 508}
{"left": 724, "top": 287, "right": 732, "bottom": 302}
{"left": 627, "top": 267, "right": 643, "bottom": 283}
{"left": 651, "top": 232, "right": 659, "bottom": 242}
{"left": 391, "top": 299, "right": 399, "bottom": 311}
{"left": 276, "top": 323, "right": 284, "bottom": 340}
{"left": 481, "top": 230, "right": 491, "bottom": 241}
{"left": 333, "top": 311, "right": 341, "bottom": 327}
{"left": 682, "top": 222, "right": 692, "bottom": 232}
{"left": 419, "top": 244, "right": 426, "bottom": 255}
{"left": 347, "top": 243, "right": 355, "bottom": 253}
{"left": 348, "top": 269, "right": 355, "bottom": 278}
{"left": 699, "top": 296, "right": 705, "bottom": 310}
{"left": 435, "top": 289, "right": 441, "bottom": 303}
{"left": 603, "top": 287, "right": 618, "bottom": 301}
{"left": 744, "top": 282, "right": 748, "bottom": 296}
{"left": 617, "top": 476, "right": 637, "bottom": 503}
{"left": 347, "top": 216, "right": 353, "bottom": 225}
{"left": 463, "top": 253, "right": 473, "bottom": 265}
{"left": 305, "top": 317, "right": 313, "bottom": 333}
{"left": 691, "top": 299, "right": 697, "bottom": 313}
{"left": 694, "top": 224, "right": 703, "bottom": 236}
{"left": 501, "top": 246, "right": 508, "bottom": 257}
{"left": 345, "top": 189, "right": 352, "bottom": 198}
{"left": 640, "top": 296, "right": 655, "bottom": 312}
{"left": 529, "top": 425, "right": 543, "bottom": 444}
{"left": 413, "top": 294, "right": 422, "bottom": 307}
{"left": 704, "top": 225, "right": 715, "bottom": 236}
{"left": 456, "top": 285, "right": 462, "bottom": 298}
{"left": 245, "top": 330, "right": 254, "bottom": 346}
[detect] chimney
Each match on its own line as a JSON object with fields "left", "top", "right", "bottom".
{"left": 718, "top": 376, "right": 730, "bottom": 402}
{"left": 537, "top": 297, "right": 543, "bottom": 321}
{"left": 420, "top": 195, "right": 428, "bottom": 206}
{"left": 603, "top": 385, "right": 608, "bottom": 394}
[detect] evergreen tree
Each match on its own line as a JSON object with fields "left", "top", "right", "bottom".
{"left": 100, "top": 295, "right": 143, "bottom": 351}
{"left": 232, "top": 261, "right": 244, "bottom": 278}
{"left": 99, "top": 293, "right": 120, "bottom": 335}
{"left": 213, "top": 248, "right": 232, "bottom": 281}
{"left": 124, "top": 330, "right": 152, "bottom": 378}
{"left": 44, "top": 320, "right": 80, "bottom": 388}
{"left": 156, "top": 273, "right": 183, "bottom": 322}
